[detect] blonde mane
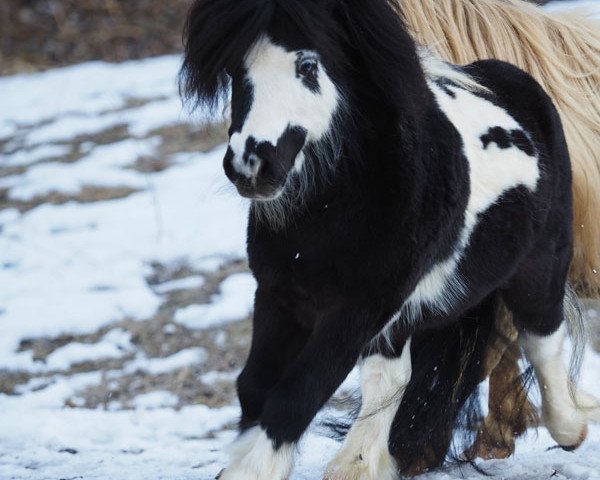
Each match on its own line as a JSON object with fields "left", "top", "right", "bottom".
{"left": 396, "top": 0, "right": 600, "bottom": 296}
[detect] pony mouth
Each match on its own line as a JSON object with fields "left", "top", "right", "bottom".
{"left": 234, "top": 181, "right": 284, "bottom": 201}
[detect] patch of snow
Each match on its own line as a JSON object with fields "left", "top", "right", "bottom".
{"left": 124, "top": 348, "right": 208, "bottom": 375}
{"left": 1, "top": 371, "right": 103, "bottom": 409}
{"left": 3, "top": 138, "right": 160, "bottom": 200}
{"left": 43, "top": 328, "right": 133, "bottom": 371}
{"left": 153, "top": 275, "right": 205, "bottom": 294}
{"left": 1, "top": 144, "right": 71, "bottom": 167}
{"left": 546, "top": 0, "right": 600, "bottom": 18}
{"left": 192, "top": 255, "right": 234, "bottom": 273}
{"left": 201, "top": 370, "right": 241, "bottom": 385}
{"left": 0, "top": 208, "right": 20, "bottom": 226}
{"left": 132, "top": 391, "right": 179, "bottom": 410}
{"left": 174, "top": 273, "right": 256, "bottom": 330}
{"left": 214, "top": 330, "right": 228, "bottom": 348}
{"left": 0, "top": 403, "right": 239, "bottom": 480}
{"left": 0, "top": 56, "right": 184, "bottom": 137}
{"left": 23, "top": 97, "right": 187, "bottom": 146}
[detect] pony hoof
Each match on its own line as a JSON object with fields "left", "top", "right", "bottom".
{"left": 560, "top": 424, "right": 588, "bottom": 451}
{"left": 324, "top": 455, "right": 397, "bottom": 480}
{"left": 465, "top": 431, "right": 515, "bottom": 460}
{"left": 466, "top": 442, "right": 514, "bottom": 460}
{"left": 323, "top": 460, "right": 365, "bottom": 480}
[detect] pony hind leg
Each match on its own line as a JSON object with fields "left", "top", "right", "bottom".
{"left": 521, "top": 322, "right": 590, "bottom": 449}
{"left": 506, "top": 274, "right": 600, "bottom": 449}
{"left": 324, "top": 336, "right": 412, "bottom": 480}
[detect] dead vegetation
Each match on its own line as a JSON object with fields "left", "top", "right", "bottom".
{"left": 0, "top": 0, "right": 192, "bottom": 75}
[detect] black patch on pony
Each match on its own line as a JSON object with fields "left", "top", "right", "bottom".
{"left": 481, "top": 127, "right": 536, "bottom": 157}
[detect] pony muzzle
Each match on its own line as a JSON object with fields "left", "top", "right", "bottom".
{"left": 223, "top": 127, "right": 307, "bottom": 200}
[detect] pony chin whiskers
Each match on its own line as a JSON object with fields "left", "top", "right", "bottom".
{"left": 251, "top": 102, "right": 347, "bottom": 230}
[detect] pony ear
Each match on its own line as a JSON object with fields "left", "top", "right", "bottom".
{"left": 336, "top": 0, "right": 428, "bottom": 114}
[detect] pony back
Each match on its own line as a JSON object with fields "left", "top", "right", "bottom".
{"left": 397, "top": 0, "right": 600, "bottom": 296}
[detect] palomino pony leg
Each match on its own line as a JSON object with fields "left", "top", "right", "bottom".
{"left": 468, "top": 306, "right": 537, "bottom": 459}
{"left": 468, "top": 341, "right": 537, "bottom": 459}
{"left": 324, "top": 339, "right": 412, "bottom": 480}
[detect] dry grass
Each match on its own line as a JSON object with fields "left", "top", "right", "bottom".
{"left": 0, "top": 0, "right": 192, "bottom": 75}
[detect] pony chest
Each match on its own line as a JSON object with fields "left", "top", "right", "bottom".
{"left": 399, "top": 83, "right": 542, "bottom": 323}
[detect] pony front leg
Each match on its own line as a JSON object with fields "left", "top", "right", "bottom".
{"left": 220, "top": 313, "right": 376, "bottom": 480}
{"left": 236, "top": 288, "right": 309, "bottom": 432}
{"left": 324, "top": 338, "right": 412, "bottom": 480}
{"left": 217, "top": 427, "right": 295, "bottom": 480}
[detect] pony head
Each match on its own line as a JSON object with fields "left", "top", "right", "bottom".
{"left": 180, "top": 0, "right": 426, "bottom": 205}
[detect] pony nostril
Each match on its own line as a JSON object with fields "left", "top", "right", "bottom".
{"left": 241, "top": 152, "right": 262, "bottom": 177}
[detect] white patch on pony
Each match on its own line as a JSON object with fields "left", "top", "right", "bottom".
{"left": 521, "top": 325, "right": 597, "bottom": 448}
{"left": 229, "top": 36, "right": 339, "bottom": 178}
{"left": 382, "top": 78, "right": 540, "bottom": 334}
{"left": 325, "top": 339, "right": 412, "bottom": 480}
{"left": 219, "top": 426, "right": 295, "bottom": 480}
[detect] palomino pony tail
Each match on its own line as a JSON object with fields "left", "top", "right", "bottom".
{"left": 395, "top": 0, "right": 600, "bottom": 297}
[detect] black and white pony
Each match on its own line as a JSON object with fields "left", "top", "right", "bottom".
{"left": 180, "top": 0, "right": 600, "bottom": 478}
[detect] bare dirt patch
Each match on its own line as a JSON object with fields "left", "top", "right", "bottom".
{"left": 2, "top": 186, "right": 141, "bottom": 214}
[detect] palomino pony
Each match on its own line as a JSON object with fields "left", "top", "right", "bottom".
{"left": 180, "top": 0, "right": 600, "bottom": 478}
{"left": 399, "top": 0, "right": 600, "bottom": 461}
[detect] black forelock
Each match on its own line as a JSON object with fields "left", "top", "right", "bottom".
{"left": 180, "top": 0, "right": 429, "bottom": 128}
{"left": 179, "top": 0, "right": 345, "bottom": 112}
{"left": 179, "top": 0, "right": 274, "bottom": 111}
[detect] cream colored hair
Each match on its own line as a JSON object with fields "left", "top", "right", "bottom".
{"left": 396, "top": 0, "right": 600, "bottom": 296}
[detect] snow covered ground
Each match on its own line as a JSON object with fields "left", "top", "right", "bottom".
{"left": 1, "top": 1, "right": 600, "bottom": 479}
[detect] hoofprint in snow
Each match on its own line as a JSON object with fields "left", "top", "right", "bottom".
{"left": 1, "top": 2, "right": 600, "bottom": 479}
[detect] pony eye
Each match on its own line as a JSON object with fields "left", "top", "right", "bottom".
{"left": 297, "top": 59, "right": 317, "bottom": 77}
